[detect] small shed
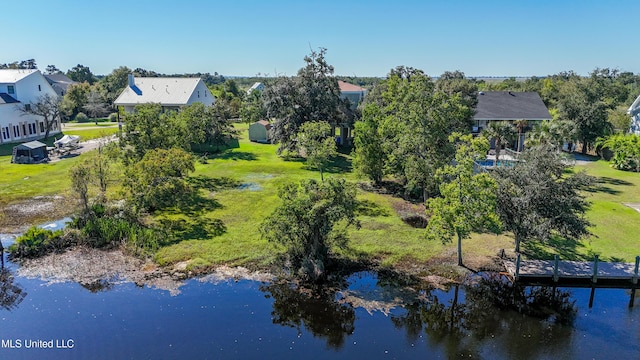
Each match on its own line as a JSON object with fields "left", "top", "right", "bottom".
{"left": 249, "top": 120, "right": 272, "bottom": 143}
{"left": 11, "top": 141, "right": 49, "bottom": 164}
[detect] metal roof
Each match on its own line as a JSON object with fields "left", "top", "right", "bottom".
{"left": 0, "top": 93, "right": 19, "bottom": 104}
{"left": 16, "top": 141, "right": 47, "bottom": 150}
{"left": 0, "top": 69, "right": 38, "bottom": 83}
{"left": 114, "top": 77, "right": 210, "bottom": 106}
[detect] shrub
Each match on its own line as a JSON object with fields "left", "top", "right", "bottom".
{"left": 9, "top": 226, "right": 65, "bottom": 258}
{"left": 72, "top": 205, "right": 162, "bottom": 256}
{"left": 75, "top": 112, "right": 89, "bottom": 122}
{"left": 108, "top": 113, "right": 118, "bottom": 122}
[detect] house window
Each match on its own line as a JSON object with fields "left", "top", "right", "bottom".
{"left": 1, "top": 127, "right": 9, "bottom": 140}
{"left": 40, "top": 122, "right": 44, "bottom": 133}
{"left": 29, "top": 123, "right": 36, "bottom": 135}
{"left": 198, "top": 90, "right": 200, "bottom": 98}
{"left": 22, "top": 124, "right": 27, "bottom": 136}
{"left": 7, "top": 85, "right": 15, "bottom": 94}
{"left": 25, "top": 104, "right": 31, "bottom": 111}
{"left": 38, "top": 85, "right": 42, "bottom": 91}
{"left": 13, "top": 125, "right": 19, "bottom": 137}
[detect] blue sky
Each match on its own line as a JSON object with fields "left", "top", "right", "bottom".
{"left": 3, "top": 0, "right": 639, "bottom": 77}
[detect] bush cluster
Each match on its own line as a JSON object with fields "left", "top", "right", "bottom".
{"left": 75, "top": 112, "right": 89, "bottom": 122}
{"left": 9, "top": 227, "right": 73, "bottom": 258}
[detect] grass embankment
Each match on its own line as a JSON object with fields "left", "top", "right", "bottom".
{"left": 3, "top": 122, "right": 640, "bottom": 273}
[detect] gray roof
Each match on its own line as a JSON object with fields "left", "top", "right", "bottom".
{"left": 44, "top": 73, "right": 76, "bottom": 95}
{"left": 0, "top": 93, "right": 19, "bottom": 104}
{"left": 474, "top": 91, "right": 551, "bottom": 121}
{"left": 16, "top": 141, "right": 46, "bottom": 150}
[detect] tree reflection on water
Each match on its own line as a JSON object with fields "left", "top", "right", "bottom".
{"left": 391, "top": 273, "right": 577, "bottom": 358}
{"left": 261, "top": 281, "right": 355, "bottom": 349}
{"left": 0, "top": 266, "right": 27, "bottom": 311}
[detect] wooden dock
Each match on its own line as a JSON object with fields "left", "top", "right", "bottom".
{"left": 503, "top": 255, "right": 640, "bottom": 288}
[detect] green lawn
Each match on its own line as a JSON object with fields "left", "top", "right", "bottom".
{"left": 153, "top": 124, "right": 513, "bottom": 272}
{"left": 522, "top": 160, "right": 640, "bottom": 262}
{"left": 4, "top": 123, "right": 640, "bottom": 273}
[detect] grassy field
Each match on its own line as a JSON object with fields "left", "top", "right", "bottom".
{"left": 539, "top": 160, "right": 640, "bottom": 262}
{"left": 153, "top": 124, "right": 512, "bottom": 272}
{"left": 3, "top": 123, "right": 640, "bottom": 273}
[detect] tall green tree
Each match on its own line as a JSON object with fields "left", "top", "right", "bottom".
{"left": 45, "top": 65, "right": 61, "bottom": 75}
{"left": 557, "top": 77, "right": 612, "bottom": 153}
{"left": 260, "top": 178, "right": 359, "bottom": 282}
{"left": 176, "top": 102, "right": 235, "bottom": 148}
{"left": 264, "top": 48, "right": 343, "bottom": 154}
{"left": 119, "top": 104, "right": 185, "bottom": 161}
{"left": 492, "top": 146, "right": 593, "bottom": 253}
{"left": 66, "top": 64, "right": 96, "bottom": 84}
{"left": 124, "top": 148, "right": 195, "bottom": 212}
{"left": 100, "top": 66, "right": 132, "bottom": 104}
{"left": 352, "top": 103, "right": 386, "bottom": 185}
{"left": 240, "top": 89, "right": 266, "bottom": 124}
{"left": 360, "top": 67, "right": 474, "bottom": 200}
{"left": 425, "top": 134, "right": 501, "bottom": 266}
{"left": 62, "top": 82, "right": 91, "bottom": 118}
{"left": 297, "top": 121, "right": 337, "bottom": 182}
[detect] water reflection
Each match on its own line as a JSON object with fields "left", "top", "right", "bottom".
{"left": 0, "top": 266, "right": 26, "bottom": 311}
{"left": 390, "top": 273, "right": 578, "bottom": 359}
{"left": 261, "top": 282, "right": 355, "bottom": 349}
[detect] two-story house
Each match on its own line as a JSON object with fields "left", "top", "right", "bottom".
{"left": 0, "top": 69, "right": 61, "bottom": 144}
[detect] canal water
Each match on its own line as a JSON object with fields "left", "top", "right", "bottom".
{"left": 0, "top": 229, "right": 638, "bottom": 359}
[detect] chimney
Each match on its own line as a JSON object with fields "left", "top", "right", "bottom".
{"left": 128, "top": 74, "right": 135, "bottom": 88}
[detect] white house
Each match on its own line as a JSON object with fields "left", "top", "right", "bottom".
{"left": 628, "top": 94, "right": 640, "bottom": 135}
{"left": 247, "top": 82, "right": 265, "bottom": 95}
{"left": 114, "top": 75, "right": 214, "bottom": 113}
{"left": 0, "top": 69, "right": 61, "bottom": 144}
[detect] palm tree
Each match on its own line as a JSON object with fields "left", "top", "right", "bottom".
{"left": 483, "top": 121, "right": 514, "bottom": 164}
{"left": 514, "top": 119, "right": 528, "bottom": 152}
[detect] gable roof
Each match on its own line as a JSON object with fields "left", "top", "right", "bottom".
{"left": 0, "top": 93, "right": 19, "bottom": 104}
{"left": 44, "top": 73, "right": 76, "bottom": 94}
{"left": 0, "top": 69, "right": 39, "bottom": 83}
{"left": 255, "top": 120, "right": 272, "bottom": 130}
{"left": 338, "top": 81, "right": 366, "bottom": 93}
{"left": 474, "top": 91, "right": 551, "bottom": 121}
{"left": 628, "top": 94, "right": 640, "bottom": 116}
{"left": 114, "top": 77, "right": 208, "bottom": 106}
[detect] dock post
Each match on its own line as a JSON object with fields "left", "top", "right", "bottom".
{"left": 515, "top": 253, "right": 521, "bottom": 281}
{"left": 592, "top": 255, "right": 599, "bottom": 284}
{"left": 633, "top": 256, "right": 639, "bottom": 285}
{"left": 553, "top": 255, "right": 559, "bottom": 282}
